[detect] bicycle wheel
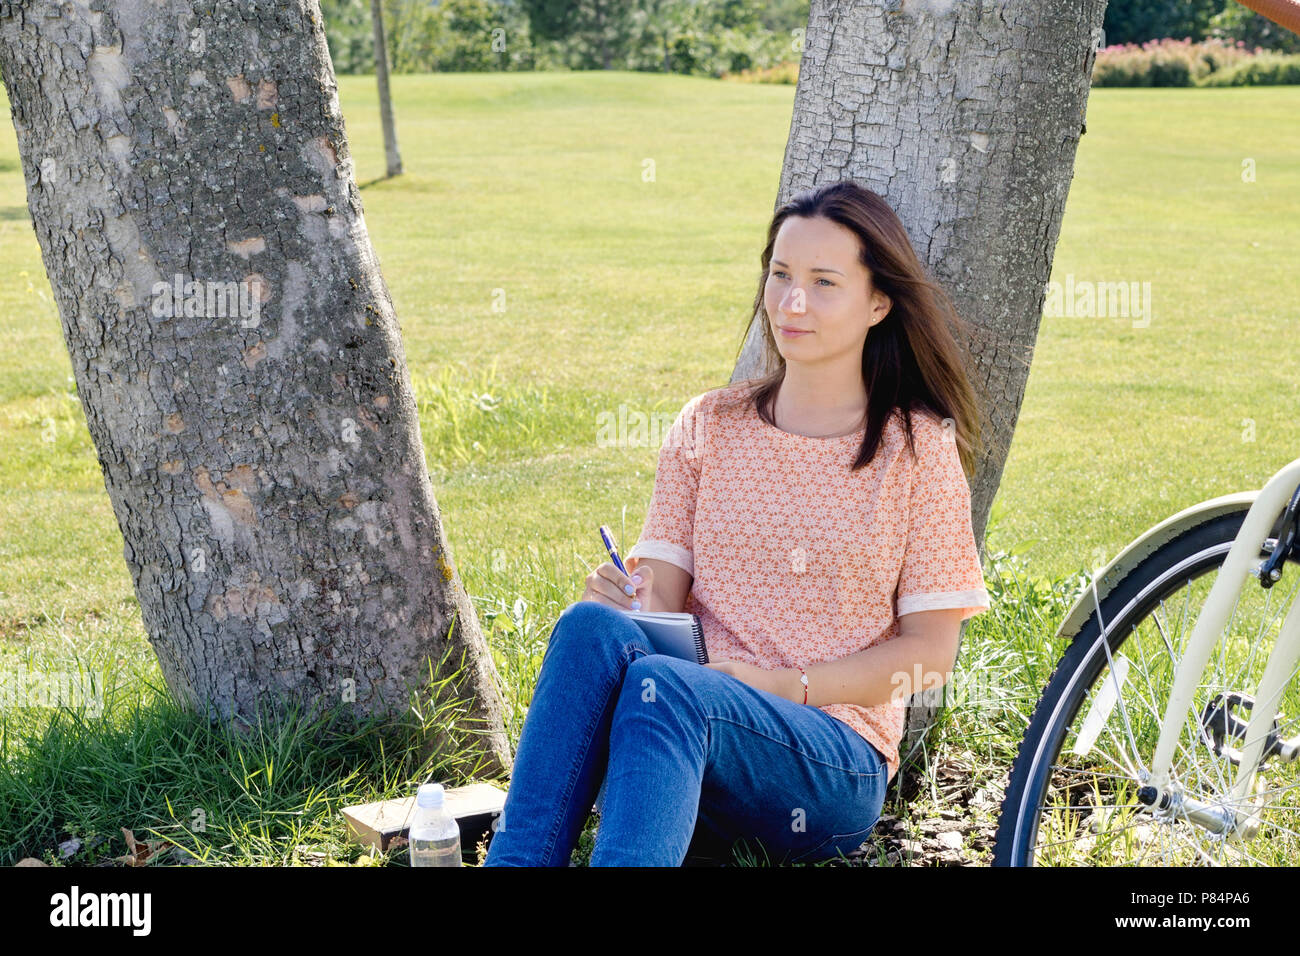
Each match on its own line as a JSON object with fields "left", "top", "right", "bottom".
{"left": 994, "top": 508, "right": 1300, "bottom": 866}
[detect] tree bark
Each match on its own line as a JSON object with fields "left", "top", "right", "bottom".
{"left": 0, "top": 0, "right": 509, "bottom": 779}
{"left": 731, "top": 0, "right": 1108, "bottom": 769}
{"left": 370, "top": 0, "right": 402, "bottom": 177}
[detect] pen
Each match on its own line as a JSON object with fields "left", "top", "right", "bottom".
{"left": 599, "top": 525, "right": 629, "bottom": 578}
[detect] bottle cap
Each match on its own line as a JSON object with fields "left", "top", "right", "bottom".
{"left": 416, "top": 782, "right": 445, "bottom": 809}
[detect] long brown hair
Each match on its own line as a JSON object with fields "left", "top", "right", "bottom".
{"left": 732, "top": 180, "right": 987, "bottom": 477}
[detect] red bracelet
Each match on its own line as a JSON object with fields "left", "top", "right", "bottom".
{"left": 798, "top": 666, "right": 809, "bottom": 704}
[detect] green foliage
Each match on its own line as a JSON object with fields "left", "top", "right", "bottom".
{"left": 436, "top": 0, "right": 514, "bottom": 72}
{"left": 319, "top": 0, "right": 373, "bottom": 75}
{"left": 516, "top": 0, "right": 580, "bottom": 43}
{"left": 547, "top": 0, "right": 639, "bottom": 71}
{"left": 708, "top": 0, "right": 764, "bottom": 32}
{"left": 1102, "top": 0, "right": 1300, "bottom": 54}
{"left": 321, "top": 0, "right": 807, "bottom": 76}
{"left": 1102, "top": 0, "right": 1225, "bottom": 46}
{"left": 319, "top": 0, "right": 537, "bottom": 74}
{"left": 627, "top": 0, "right": 802, "bottom": 79}
{"left": 325, "top": 0, "right": 1300, "bottom": 82}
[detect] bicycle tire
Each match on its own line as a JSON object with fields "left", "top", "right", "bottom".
{"left": 994, "top": 508, "right": 1300, "bottom": 866}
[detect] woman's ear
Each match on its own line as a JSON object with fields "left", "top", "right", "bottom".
{"left": 873, "top": 289, "right": 892, "bottom": 323}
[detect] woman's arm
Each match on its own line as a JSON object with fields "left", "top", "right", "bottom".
{"left": 629, "top": 556, "right": 692, "bottom": 615}
{"left": 772, "top": 608, "right": 966, "bottom": 707}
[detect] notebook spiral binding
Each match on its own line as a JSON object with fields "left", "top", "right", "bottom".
{"left": 691, "top": 615, "right": 710, "bottom": 665}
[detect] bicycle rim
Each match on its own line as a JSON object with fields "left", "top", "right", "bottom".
{"left": 1007, "top": 520, "right": 1300, "bottom": 865}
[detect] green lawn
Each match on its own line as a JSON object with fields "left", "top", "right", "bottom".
{"left": 1, "top": 72, "right": 1298, "bottom": 866}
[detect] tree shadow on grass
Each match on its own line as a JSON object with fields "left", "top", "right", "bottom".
{"left": 0, "top": 645, "right": 507, "bottom": 867}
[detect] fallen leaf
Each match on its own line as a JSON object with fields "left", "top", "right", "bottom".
{"left": 115, "top": 828, "right": 183, "bottom": 867}
{"left": 116, "top": 828, "right": 148, "bottom": 866}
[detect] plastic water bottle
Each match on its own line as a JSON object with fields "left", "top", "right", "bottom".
{"left": 408, "top": 783, "right": 461, "bottom": 867}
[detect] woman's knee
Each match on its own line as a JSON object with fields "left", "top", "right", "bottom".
{"left": 553, "top": 599, "right": 632, "bottom": 639}
{"left": 545, "top": 599, "right": 645, "bottom": 662}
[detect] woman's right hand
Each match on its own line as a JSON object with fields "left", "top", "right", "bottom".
{"left": 582, "top": 555, "right": 654, "bottom": 612}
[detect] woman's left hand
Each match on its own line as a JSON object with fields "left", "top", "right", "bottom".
{"left": 705, "top": 660, "right": 797, "bottom": 702}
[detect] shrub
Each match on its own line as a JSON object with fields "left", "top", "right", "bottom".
{"left": 725, "top": 60, "right": 800, "bottom": 84}
{"left": 1091, "top": 36, "right": 1283, "bottom": 87}
{"left": 1200, "top": 51, "right": 1300, "bottom": 86}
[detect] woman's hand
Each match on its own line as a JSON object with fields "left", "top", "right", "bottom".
{"left": 581, "top": 555, "right": 654, "bottom": 611}
{"left": 705, "top": 660, "right": 799, "bottom": 702}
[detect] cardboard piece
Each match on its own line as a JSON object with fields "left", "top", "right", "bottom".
{"left": 342, "top": 783, "right": 506, "bottom": 861}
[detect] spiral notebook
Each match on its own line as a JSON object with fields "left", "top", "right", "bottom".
{"left": 617, "top": 610, "right": 710, "bottom": 665}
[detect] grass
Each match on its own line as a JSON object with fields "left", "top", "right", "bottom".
{"left": 1, "top": 632, "right": 498, "bottom": 867}
{"left": 1, "top": 72, "right": 1298, "bottom": 866}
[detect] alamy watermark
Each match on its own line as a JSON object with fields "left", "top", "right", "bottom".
{"left": 49, "top": 886, "right": 150, "bottom": 935}
{"left": 890, "top": 662, "right": 1014, "bottom": 709}
{"left": 1044, "top": 274, "right": 1152, "bottom": 328}
{"left": 595, "top": 403, "right": 689, "bottom": 452}
{"left": 150, "top": 273, "right": 263, "bottom": 328}
{"left": 0, "top": 663, "right": 104, "bottom": 717}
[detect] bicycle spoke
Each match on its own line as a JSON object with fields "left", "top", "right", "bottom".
{"left": 1227, "top": 569, "right": 1300, "bottom": 698}
{"left": 1131, "top": 596, "right": 1225, "bottom": 799}
{"left": 1168, "top": 595, "right": 1238, "bottom": 797}
{"left": 1129, "top": 622, "right": 1226, "bottom": 797}
{"left": 1091, "top": 575, "right": 1148, "bottom": 778}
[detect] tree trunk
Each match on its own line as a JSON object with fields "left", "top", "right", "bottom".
{"left": 371, "top": 0, "right": 402, "bottom": 178}
{"left": 0, "top": 1, "right": 509, "bottom": 779}
{"left": 731, "top": 0, "right": 1108, "bottom": 770}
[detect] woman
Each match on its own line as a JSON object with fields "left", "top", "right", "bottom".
{"left": 483, "top": 180, "right": 992, "bottom": 867}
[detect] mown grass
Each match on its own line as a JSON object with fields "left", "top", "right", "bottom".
{"left": 1, "top": 72, "right": 1298, "bottom": 866}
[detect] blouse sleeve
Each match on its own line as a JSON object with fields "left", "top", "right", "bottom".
{"left": 625, "top": 394, "right": 705, "bottom": 577}
{"left": 894, "top": 414, "right": 991, "bottom": 621}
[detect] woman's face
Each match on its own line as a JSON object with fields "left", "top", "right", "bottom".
{"left": 764, "top": 215, "right": 891, "bottom": 365}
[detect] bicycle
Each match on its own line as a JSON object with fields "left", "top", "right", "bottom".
{"left": 993, "top": 455, "right": 1300, "bottom": 865}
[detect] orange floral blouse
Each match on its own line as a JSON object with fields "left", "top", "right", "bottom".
{"left": 625, "top": 381, "right": 990, "bottom": 782}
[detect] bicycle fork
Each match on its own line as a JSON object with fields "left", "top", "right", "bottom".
{"left": 1139, "top": 456, "right": 1300, "bottom": 841}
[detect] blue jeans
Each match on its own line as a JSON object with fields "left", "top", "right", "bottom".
{"left": 482, "top": 600, "right": 890, "bottom": 866}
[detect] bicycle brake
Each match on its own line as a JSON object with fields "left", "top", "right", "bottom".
{"left": 1256, "top": 482, "right": 1300, "bottom": 589}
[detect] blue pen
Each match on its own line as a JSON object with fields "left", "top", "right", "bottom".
{"left": 599, "top": 525, "right": 634, "bottom": 592}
